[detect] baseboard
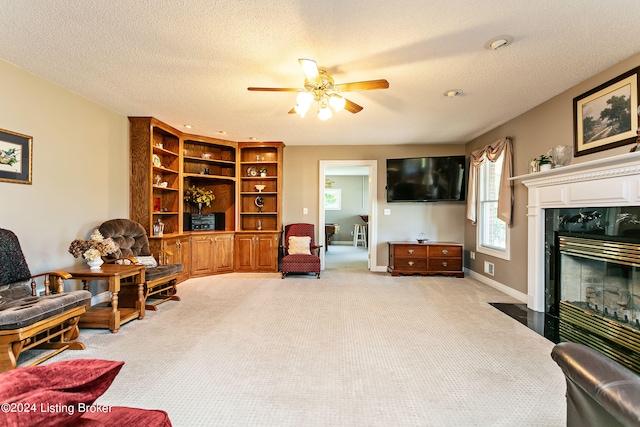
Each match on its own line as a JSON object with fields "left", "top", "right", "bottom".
{"left": 464, "top": 268, "right": 527, "bottom": 303}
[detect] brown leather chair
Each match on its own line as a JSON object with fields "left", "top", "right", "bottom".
{"left": 280, "top": 223, "right": 321, "bottom": 279}
{"left": 551, "top": 341, "right": 640, "bottom": 427}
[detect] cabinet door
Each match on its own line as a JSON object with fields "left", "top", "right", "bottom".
{"left": 191, "top": 234, "right": 215, "bottom": 276}
{"left": 234, "top": 234, "right": 256, "bottom": 271}
{"left": 214, "top": 234, "right": 234, "bottom": 273}
{"left": 255, "top": 234, "right": 278, "bottom": 271}
{"left": 176, "top": 237, "right": 191, "bottom": 282}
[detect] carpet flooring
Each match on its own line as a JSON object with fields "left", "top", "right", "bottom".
{"left": 26, "top": 268, "right": 566, "bottom": 426}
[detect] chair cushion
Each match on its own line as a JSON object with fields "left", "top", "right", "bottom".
{"left": 0, "top": 281, "right": 32, "bottom": 302}
{"left": 0, "top": 290, "right": 91, "bottom": 330}
{"left": 99, "top": 219, "right": 150, "bottom": 259}
{"left": 144, "top": 264, "right": 183, "bottom": 283}
{"left": 281, "top": 254, "right": 321, "bottom": 273}
{"left": 0, "top": 228, "right": 32, "bottom": 287}
{"left": 288, "top": 236, "right": 311, "bottom": 255}
{"left": 0, "top": 359, "right": 124, "bottom": 427}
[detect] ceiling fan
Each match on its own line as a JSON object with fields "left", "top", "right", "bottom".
{"left": 248, "top": 59, "right": 389, "bottom": 120}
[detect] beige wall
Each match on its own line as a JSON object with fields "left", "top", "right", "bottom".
{"left": 0, "top": 60, "right": 129, "bottom": 274}
{"left": 464, "top": 52, "right": 640, "bottom": 295}
{"left": 283, "top": 144, "right": 466, "bottom": 267}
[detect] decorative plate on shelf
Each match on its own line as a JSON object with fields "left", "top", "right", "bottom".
{"left": 247, "top": 166, "right": 258, "bottom": 177}
{"left": 152, "top": 154, "right": 161, "bottom": 167}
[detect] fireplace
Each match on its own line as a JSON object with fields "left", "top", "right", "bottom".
{"left": 555, "top": 230, "right": 640, "bottom": 371}
{"left": 518, "top": 151, "right": 640, "bottom": 370}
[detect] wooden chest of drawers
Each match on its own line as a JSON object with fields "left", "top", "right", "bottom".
{"left": 387, "top": 241, "right": 464, "bottom": 277}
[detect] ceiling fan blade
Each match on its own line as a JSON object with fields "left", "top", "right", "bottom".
{"left": 247, "top": 87, "right": 300, "bottom": 92}
{"left": 334, "top": 79, "right": 389, "bottom": 92}
{"left": 298, "top": 58, "right": 319, "bottom": 80}
{"left": 344, "top": 98, "right": 364, "bottom": 114}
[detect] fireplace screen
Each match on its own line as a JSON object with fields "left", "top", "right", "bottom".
{"left": 559, "top": 235, "right": 640, "bottom": 329}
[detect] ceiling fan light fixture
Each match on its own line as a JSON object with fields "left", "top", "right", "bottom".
{"left": 296, "top": 91, "right": 314, "bottom": 107}
{"left": 294, "top": 103, "right": 309, "bottom": 117}
{"left": 318, "top": 105, "right": 332, "bottom": 121}
{"left": 329, "top": 94, "right": 346, "bottom": 112}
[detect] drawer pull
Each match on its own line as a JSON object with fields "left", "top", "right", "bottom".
{"left": 408, "top": 261, "right": 414, "bottom": 266}
{"left": 442, "top": 262, "right": 448, "bottom": 267}
{"left": 408, "top": 249, "right": 414, "bottom": 254}
{"left": 441, "top": 249, "right": 448, "bottom": 255}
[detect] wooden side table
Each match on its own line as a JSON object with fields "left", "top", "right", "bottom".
{"left": 64, "top": 264, "right": 145, "bottom": 333}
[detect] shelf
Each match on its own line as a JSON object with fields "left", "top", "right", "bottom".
{"left": 241, "top": 176, "right": 276, "bottom": 180}
{"left": 240, "top": 192, "right": 277, "bottom": 195}
{"left": 153, "top": 211, "right": 179, "bottom": 215}
{"left": 183, "top": 173, "right": 236, "bottom": 182}
{"left": 153, "top": 146, "right": 179, "bottom": 157}
{"left": 153, "top": 186, "right": 178, "bottom": 191}
{"left": 153, "top": 166, "right": 179, "bottom": 174}
{"left": 240, "top": 161, "right": 279, "bottom": 165}
{"left": 185, "top": 156, "right": 234, "bottom": 165}
{"left": 240, "top": 212, "right": 277, "bottom": 215}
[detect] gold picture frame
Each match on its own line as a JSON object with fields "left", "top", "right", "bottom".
{"left": 574, "top": 67, "right": 639, "bottom": 156}
{"left": 0, "top": 128, "right": 32, "bottom": 184}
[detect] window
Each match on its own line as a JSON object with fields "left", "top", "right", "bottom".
{"left": 477, "top": 152, "right": 510, "bottom": 260}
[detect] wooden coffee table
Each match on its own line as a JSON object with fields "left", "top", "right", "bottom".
{"left": 64, "top": 264, "right": 145, "bottom": 333}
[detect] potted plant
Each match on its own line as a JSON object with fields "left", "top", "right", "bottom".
{"left": 538, "top": 154, "right": 552, "bottom": 171}
{"left": 259, "top": 167, "right": 267, "bottom": 177}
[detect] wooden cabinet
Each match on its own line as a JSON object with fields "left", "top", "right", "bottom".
{"left": 130, "top": 117, "right": 182, "bottom": 236}
{"left": 234, "top": 233, "right": 279, "bottom": 272}
{"left": 150, "top": 235, "right": 191, "bottom": 283}
{"left": 129, "top": 117, "right": 285, "bottom": 279}
{"left": 183, "top": 136, "right": 237, "bottom": 232}
{"left": 237, "top": 142, "right": 284, "bottom": 233}
{"left": 388, "top": 242, "right": 463, "bottom": 277}
{"left": 191, "top": 232, "right": 235, "bottom": 276}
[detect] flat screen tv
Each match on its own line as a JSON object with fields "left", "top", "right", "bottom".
{"left": 386, "top": 155, "right": 466, "bottom": 202}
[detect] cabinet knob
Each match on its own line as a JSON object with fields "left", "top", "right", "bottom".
{"left": 442, "top": 249, "right": 448, "bottom": 255}
{"left": 408, "top": 261, "right": 414, "bottom": 266}
{"left": 408, "top": 249, "right": 414, "bottom": 254}
{"left": 442, "top": 262, "right": 448, "bottom": 267}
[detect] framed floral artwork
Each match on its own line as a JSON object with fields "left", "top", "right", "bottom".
{"left": 0, "top": 128, "right": 32, "bottom": 184}
{"left": 573, "top": 67, "right": 639, "bottom": 156}
{"left": 324, "top": 189, "right": 341, "bottom": 210}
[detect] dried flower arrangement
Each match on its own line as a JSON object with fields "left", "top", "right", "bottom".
{"left": 68, "top": 229, "right": 118, "bottom": 261}
{"left": 184, "top": 185, "right": 215, "bottom": 207}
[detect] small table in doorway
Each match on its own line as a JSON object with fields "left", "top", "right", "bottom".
{"left": 64, "top": 264, "right": 145, "bottom": 333}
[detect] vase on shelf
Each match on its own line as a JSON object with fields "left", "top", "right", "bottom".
{"left": 86, "top": 257, "right": 103, "bottom": 270}
{"left": 197, "top": 202, "right": 203, "bottom": 215}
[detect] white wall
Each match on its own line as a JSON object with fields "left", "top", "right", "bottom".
{"left": 0, "top": 60, "right": 129, "bottom": 274}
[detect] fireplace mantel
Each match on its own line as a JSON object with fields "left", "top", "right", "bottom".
{"left": 515, "top": 151, "right": 640, "bottom": 312}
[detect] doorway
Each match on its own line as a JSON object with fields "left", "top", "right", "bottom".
{"left": 319, "top": 160, "right": 377, "bottom": 271}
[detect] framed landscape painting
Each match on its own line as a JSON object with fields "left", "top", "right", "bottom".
{"left": 0, "top": 128, "right": 32, "bottom": 184}
{"left": 573, "top": 67, "right": 639, "bottom": 156}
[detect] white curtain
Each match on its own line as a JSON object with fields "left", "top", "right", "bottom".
{"left": 466, "top": 137, "right": 513, "bottom": 226}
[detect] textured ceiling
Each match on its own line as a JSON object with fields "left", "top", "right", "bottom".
{"left": 1, "top": 1, "right": 640, "bottom": 146}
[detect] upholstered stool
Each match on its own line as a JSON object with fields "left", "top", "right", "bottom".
{"left": 353, "top": 224, "right": 367, "bottom": 248}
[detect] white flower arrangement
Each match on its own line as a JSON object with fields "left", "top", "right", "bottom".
{"left": 68, "top": 229, "right": 118, "bottom": 261}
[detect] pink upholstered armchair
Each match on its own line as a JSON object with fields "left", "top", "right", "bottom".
{"left": 281, "top": 223, "right": 321, "bottom": 279}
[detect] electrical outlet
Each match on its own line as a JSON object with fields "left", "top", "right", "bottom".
{"left": 484, "top": 261, "right": 495, "bottom": 276}
{"left": 470, "top": 251, "right": 475, "bottom": 260}
{"left": 384, "top": 209, "right": 391, "bottom": 215}
{"left": 303, "top": 207, "right": 308, "bottom": 215}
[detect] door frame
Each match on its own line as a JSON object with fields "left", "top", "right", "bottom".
{"left": 319, "top": 160, "right": 377, "bottom": 270}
